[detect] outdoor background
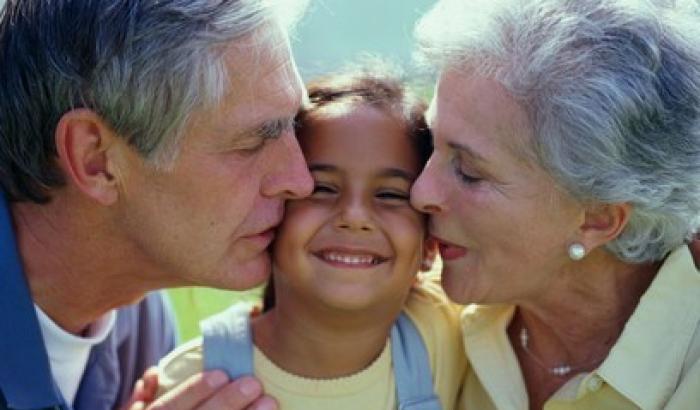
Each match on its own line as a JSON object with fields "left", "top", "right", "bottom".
{"left": 168, "top": 0, "right": 437, "bottom": 342}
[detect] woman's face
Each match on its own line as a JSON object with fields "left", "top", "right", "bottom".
{"left": 411, "top": 70, "right": 584, "bottom": 305}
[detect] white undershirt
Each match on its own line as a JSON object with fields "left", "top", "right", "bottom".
{"left": 34, "top": 305, "right": 116, "bottom": 405}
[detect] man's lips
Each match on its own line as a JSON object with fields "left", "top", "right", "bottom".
{"left": 431, "top": 235, "right": 468, "bottom": 261}
{"left": 312, "top": 247, "right": 389, "bottom": 269}
{"left": 242, "top": 228, "right": 276, "bottom": 248}
{"left": 241, "top": 210, "right": 284, "bottom": 248}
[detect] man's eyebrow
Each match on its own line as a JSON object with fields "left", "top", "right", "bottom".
{"left": 222, "top": 116, "right": 294, "bottom": 141}
{"left": 255, "top": 117, "right": 296, "bottom": 139}
{"left": 448, "top": 141, "right": 487, "bottom": 163}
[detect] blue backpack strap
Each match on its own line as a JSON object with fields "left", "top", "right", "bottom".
{"left": 201, "top": 303, "right": 254, "bottom": 379}
{"left": 391, "top": 312, "right": 443, "bottom": 410}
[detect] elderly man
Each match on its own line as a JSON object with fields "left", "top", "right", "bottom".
{"left": 0, "top": 1, "right": 311, "bottom": 409}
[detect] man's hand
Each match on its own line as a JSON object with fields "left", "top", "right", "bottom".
{"left": 123, "top": 368, "right": 278, "bottom": 410}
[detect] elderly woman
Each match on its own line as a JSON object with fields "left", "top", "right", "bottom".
{"left": 410, "top": 0, "right": 700, "bottom": 409}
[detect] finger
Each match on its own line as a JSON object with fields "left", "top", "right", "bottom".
{"left": 129, "top": 401, "right": 147, "bottom": 410}
{"left": 120, "top": 378, "right": 148, "bottom": 410}
{"left": 197, "top": 376, "right": 264, "bottom": 410}
{"left": 140, "top": 367, "right": 160, "bottom": 402}
{"left": 246, "top": 395, "right": 279, "bottom": 410}
{"left": 147, "top": 371, "right": 229, "bottom": 410}
{"left": 120, "top": 366, "right": 162, "bottom": 410}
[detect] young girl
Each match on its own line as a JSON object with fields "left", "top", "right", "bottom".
{"left": 156, "top": 66, "right": 466, "bottom": 409}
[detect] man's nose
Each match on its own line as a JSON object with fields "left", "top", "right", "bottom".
{"left": 262, "top": 130, "right": 313, "bottom": 199}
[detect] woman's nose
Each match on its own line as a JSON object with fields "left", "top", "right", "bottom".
{"left": 411, "top": 157, "right": 447, "bottom": 214}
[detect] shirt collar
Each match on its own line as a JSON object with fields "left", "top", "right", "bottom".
{"left": 461, "top": 246, "right": 700, "bottom": 410}
{"left": 0, "top": 193, "right": 65, "bottom": 409}
{"left": 598, "top": 245, "right": 700, "bottom": 410}
{"left": 461, "top": 303, "right": 526, "bottom": 410}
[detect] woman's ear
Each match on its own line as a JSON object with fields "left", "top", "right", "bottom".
{"left": 420, "top": 236, "right": 439, "bottom": 272}
{"left": 578, "top": 203, "right": 632, "bottom": 251}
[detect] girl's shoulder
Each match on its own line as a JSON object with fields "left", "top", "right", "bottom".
{"left": 403, "top": 272, "right": 464, "bottom": 355}
{"left": 405, "top": 273, "right": 462, "bottom": 319}
{"left": 402, "top": 273, "right": 467, "bottom": 409}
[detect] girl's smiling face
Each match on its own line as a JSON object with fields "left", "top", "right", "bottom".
{"left": 272, "top": 103, "right": 427, "bottom": 312}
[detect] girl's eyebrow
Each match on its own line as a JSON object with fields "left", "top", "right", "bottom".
{"left": 378, "top": 168, "right": 415, "bottom": 182}
{"left": 309, "top": 163, "right": 415, "bottom": 182}
{"left": 308, "top": 163, "right": 338, "bottom": 173}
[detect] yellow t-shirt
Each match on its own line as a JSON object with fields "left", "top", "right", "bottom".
{"left": 158, "top": 278, "right": 466, "bottom": 410}
{"left": 458, "top": 245, "right": 700, "bottom": 410}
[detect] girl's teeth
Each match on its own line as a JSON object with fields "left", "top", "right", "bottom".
{"left": 323, "top": 252, "right": 378, "bottom": 264}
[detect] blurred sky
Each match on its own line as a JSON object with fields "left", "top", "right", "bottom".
{"left": 290, "top": 0, "right": 437, "bottom": 81}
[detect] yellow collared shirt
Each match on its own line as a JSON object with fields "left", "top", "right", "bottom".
{"left": 459, "top": 245, "right": 700, "bottom": 410}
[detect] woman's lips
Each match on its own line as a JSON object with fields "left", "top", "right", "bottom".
{"left": 433, "top": 236, "right": 468, "bottom": 261}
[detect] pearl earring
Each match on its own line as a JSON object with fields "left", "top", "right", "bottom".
{"left": 568, "top": 243, "right": 586, "bottom": 261}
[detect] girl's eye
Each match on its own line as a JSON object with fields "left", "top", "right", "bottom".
{"left": 312, "top": 184, "right": 337, "bottom": 196}
{"left": 376, "top": 191, "right": 410, "bottom": 202}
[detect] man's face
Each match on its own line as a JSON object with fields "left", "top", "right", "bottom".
{"left": 114, "top": 23, "right": 312, "bottom": 290}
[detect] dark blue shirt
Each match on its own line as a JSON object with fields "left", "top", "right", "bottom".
{"left": 0, "top": 194, "right": 178, "bottom": 410}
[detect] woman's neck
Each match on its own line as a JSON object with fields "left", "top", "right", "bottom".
{"left": 251, "top": 292, "right": 404, "bottom": 379}
{"left": 509, "top": 250, "right": 660, "bottom": 409}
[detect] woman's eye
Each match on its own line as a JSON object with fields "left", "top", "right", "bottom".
{"left": 455, "top": 168, "right": 482, "bottom": 184}
{"left": 452, "top": 157, "right": 482, "bottom": 185}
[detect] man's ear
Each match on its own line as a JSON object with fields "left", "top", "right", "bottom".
{"left": 55, "top": 109, "right": 122, "bottom": 206}
{"left": 578, "top": 203, "right": 632, "bottom": 251}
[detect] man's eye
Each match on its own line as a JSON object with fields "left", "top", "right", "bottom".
{"left": 234, "top": 138, "right": 266, "bottom": 155}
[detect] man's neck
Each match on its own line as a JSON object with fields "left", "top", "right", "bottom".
{"left": 252, "top": 291, "right": 405, "bottom": 379}
{"left": 12, "top": 196, "right": 155, "bottom": 335}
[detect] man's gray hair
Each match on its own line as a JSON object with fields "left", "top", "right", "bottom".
{"left": 0, "top": 0, "right": 308, "bottom": 203}
{"left": 415, "top": 0, "right": 700, "bottom": 263}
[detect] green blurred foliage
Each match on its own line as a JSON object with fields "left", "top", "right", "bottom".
{"left": 168, "top": 287, "right": 263, "bottom": 342}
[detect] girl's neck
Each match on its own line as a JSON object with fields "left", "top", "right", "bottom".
{"left": 251, "top": 293, "right": 404, "bottom": 379}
